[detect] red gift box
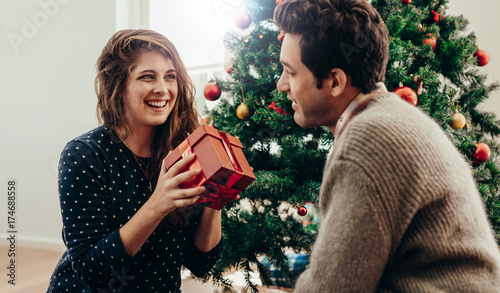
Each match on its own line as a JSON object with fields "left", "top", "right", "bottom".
{"left": 164, "top": 124, "right": 256, "bottom": 209}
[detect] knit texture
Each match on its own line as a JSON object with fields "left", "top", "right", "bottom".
{"left": 293, "top": 93, "right": 500, "bottom": 292}
{"left": 47, "top": 126, "right": 221, "bottom": 293}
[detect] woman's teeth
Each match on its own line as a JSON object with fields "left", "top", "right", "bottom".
{"left": 146, "top": 100, "right": 166, "bottom": 107}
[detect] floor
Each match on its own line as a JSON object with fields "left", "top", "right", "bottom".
{"left": 0, "top": 246, "right": 291, "bottom": 293}
{"left": 1, "top": 246, "right": 59, "bottom": 293}
{"left": 0, "top": 246, "right": 216, "bottom": 293}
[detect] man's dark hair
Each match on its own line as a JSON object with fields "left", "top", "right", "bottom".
{"left": 274, "top": 0, "right": 389, "bottom": 93}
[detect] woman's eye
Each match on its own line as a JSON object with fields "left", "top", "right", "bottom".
{"left": 140, "top": 74, "right": 154, "bottom": 80}
{"left": 166, "top": 74, "right": 176, "bottom": 80}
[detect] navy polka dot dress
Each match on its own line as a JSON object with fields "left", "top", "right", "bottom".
{"left": 47, "top": 126, "right": 221, "bottom": 293}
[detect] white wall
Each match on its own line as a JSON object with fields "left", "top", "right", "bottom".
{"left": 0, "top": 0, "right": 499, "bottom": 251}
{"left": 447, "top": 0, "right": 500, "bottom": 114}
{"left": 0, "top": 0, "right": 116, "bottom": 250}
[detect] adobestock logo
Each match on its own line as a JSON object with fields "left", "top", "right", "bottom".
{"left": 211, "top": 0, "right": 244, "bottom": 22}
{"left": 7, "top": 0, "right": 71, "bottom": 53}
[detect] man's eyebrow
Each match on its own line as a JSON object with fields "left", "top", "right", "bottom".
{"left": 280, "top": 60, "right": 295, "bottom": 71}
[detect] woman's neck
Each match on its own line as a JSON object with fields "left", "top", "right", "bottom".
{"left": 119, "top": 125, "right": 156, "bottom": 158}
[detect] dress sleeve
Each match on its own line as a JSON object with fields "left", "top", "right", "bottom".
{"left": 293, "top": 159, "right": 392, "bottom": 293}
{"left": 182, "top": 213, "right": 222, "bottom": 277}
{"left": 58, "top": 139, "right": 134, "bottom": 290}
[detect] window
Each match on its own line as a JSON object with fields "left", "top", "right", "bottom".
{"left": 149, "top": 0, "right": 247, "bottom": 115}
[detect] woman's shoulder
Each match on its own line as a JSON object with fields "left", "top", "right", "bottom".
{"left": 72, "top": 125, "right": 114, "bottom": 144}
{"left": 61, "top": 126, "right": 116, "bottom": 158}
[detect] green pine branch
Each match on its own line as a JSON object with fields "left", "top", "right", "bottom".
{"left": 200, "top": 0, "right": 500, "bottom": 290}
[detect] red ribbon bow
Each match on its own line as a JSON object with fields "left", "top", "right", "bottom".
{"left": 269, "top": 101, "right": 288, "bottom": 116}
{"left": 431, "top": 10, "right": 441, "bottom": 23}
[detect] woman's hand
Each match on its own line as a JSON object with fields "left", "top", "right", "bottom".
{"left": 120, "top": 154, "right": 204, "bottom": 257}
{"left": 149, "top": 154, "right": 206, "bottom": 217}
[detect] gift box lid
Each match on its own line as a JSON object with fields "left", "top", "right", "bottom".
{"left": 164, "top": 124, "right": 255, "bottom": 190}
{"left": 188, "top": 124, "right": 237, "bottom": 179}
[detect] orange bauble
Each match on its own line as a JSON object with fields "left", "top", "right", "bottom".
{"left": 278, "top": 32, "right": 285, "bottom": 42}
{"left": 423, "top": 34, "right": 437, "bottom": 51}
{"left": 234, "top": 11, "right": 252, "bottom": 29}
{"left": 297, "top": 206, "right": 308, "bottom": 216}
{"left": 203, "top": 82, "right": 221, "bottom": 101}
{"left": 475, "top": 49, "right": 490, "bottom": 66}
{"left": 473, "top": 143, "right": 491, "bottom": 164}
{"left": 393, "top": 86, "right": 418, "bottom": 106}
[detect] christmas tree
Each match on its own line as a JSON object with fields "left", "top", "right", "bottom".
{"left": 199, "top": 0, "right": 500, "bottom": 291}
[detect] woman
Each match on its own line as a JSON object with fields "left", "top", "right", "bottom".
{"left": 47, "top": 29, "right": 222, "bottom": 293}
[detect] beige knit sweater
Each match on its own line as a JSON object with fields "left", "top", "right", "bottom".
{"left": 293, "top": 93, "right": 500, "bottom": 292}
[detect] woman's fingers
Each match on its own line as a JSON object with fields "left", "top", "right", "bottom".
{"left": 161, "top": 157, "right": 169, "bottom": 174}
{"left": 175, "top": 184, "right": 206, "bottom": 199}
{"left": 171, "top": 186, "right": 205, "bottom": 207}
{"left": 171, "top": 168, "right": 201, "bottom": 185}
{"left": 165, "top": 154, "right": 196, "bottom": 176}
{"left": 154, "top": 153, "right": 207, "bottom": 211}
{"left": 162, "top": 154, "right": 206, "bottom": 188}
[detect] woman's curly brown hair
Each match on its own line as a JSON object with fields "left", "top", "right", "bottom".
{"left": 95, "top": 29, "right": 199, "bottom": 186}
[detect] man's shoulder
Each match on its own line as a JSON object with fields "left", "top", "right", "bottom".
{"left": 338, "top": 92, "right": 456, "bottom": 159}
{"left": 355, "top": 92, "right": 441, "bottom": 133}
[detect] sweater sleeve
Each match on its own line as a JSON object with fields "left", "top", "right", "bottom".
{"left": 58, "top": 139, "right": 134, "bottom": 290}
{"left": 293, "top": 159, "right": 392, "bottom": 292}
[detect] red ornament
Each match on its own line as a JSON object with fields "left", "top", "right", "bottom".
{"left": 402, "top": 0, "right": 411, "bottom": 3}
{"left": 423, "top": 34, "right": 437, "bottom": 51}
{"left": 475, "top": 49, "right": 490, "bottom": 66}
{"left": 234, "top": 11, "right": 252, "bottom": 29}
{"left": 393, "top": 86, "right": 418, "bottom": 106}
{"left": 226, "top": 66, "right": 233, "bottom": 75}
{"left": 276, "top": 0, "right": 285, "bottom": 4}
{"left": 278, "top": 32, "right": 285, "bottom": 42}
{"left": 203, "top": 82, "right": 221, "bottom": 101}
{"left": 297, "top": 206, "right": 307, "bottom": 216}
{"left": 473, "top": 143, "right": 491, "bottom": 164}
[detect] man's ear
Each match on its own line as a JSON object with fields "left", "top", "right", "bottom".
{"left": 328, "top": 68, "right": 348, "bottom": 97}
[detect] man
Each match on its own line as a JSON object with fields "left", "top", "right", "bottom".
{"left": 274, "top": 0, "right": 500, "bottom": 292}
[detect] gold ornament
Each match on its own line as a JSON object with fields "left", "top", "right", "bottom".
{"left": 236, "top": 103, "right": 251, "bottom": 120}
{"left": 450, "top": 109, "right": 466, "bottom": 130}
